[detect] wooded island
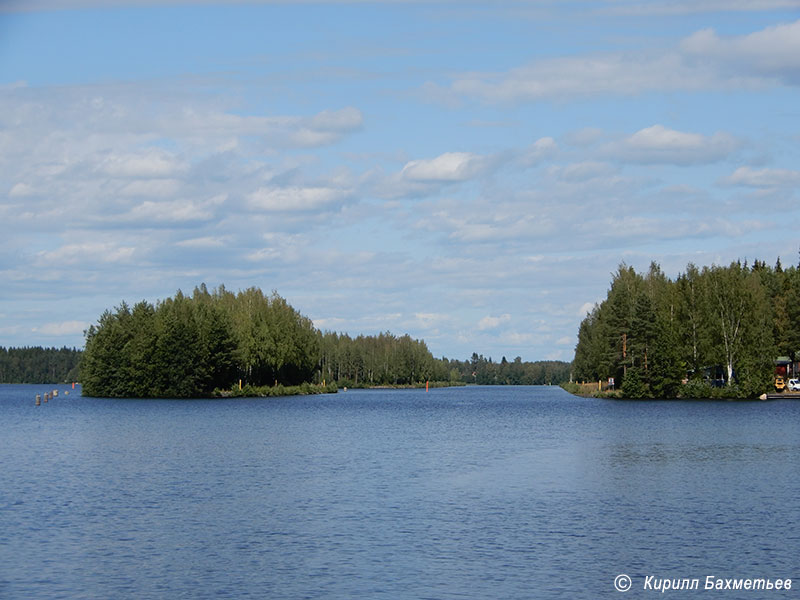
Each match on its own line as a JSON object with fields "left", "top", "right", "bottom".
{"left": 77, "top": 284, "right": 569, "bottom": 398}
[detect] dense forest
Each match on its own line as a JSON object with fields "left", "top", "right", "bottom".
{"left": 321, "top": 333, "right": 570, "bottom": 387}
{"left": 78, "top": 284, "right": 571, "bottom": 397}
{"left": 81, "top": 285, "right": 318, "bottom": 397}
{"left": 444, "top": 354, "right": 570, "bottom": 386}
{"left": 572, "top": 258, "right": 796, "bottom": 398}
{"left": 0, "top": 346, "right": 81, "bottom": 384}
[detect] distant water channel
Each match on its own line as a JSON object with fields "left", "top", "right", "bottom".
{"left": 2, "top": 384, "right": 799, "bottom": 598}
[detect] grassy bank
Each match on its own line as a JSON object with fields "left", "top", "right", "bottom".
{"left": 560, "top": 381, "right": 765, "bottom": 400}
{"left": 337, "top": 380, "right": 467, "bottom": 390}
{"left": 561, "top": 382, "right": 621, "bottom": 399}
{"left": 215, "top": 382, "right": 338, "bottom": 398}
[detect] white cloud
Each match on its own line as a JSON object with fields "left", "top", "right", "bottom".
{"left": 96, "top": 149, "right": 186, "bottom": 179}
{"left": 520, "top": 137, "right": 558, "bottom": 166}
{"left": 600, "top": 0, "right": 800, "bottom": 16}
{"left": 556, "top": 161, "right": 616, "bottom": 182}
{"left": 402, "top": 152, "right": 488, "bottom": 182}
{"left": 247, "top": 186, "right": 350, "bottom": 212}
{"left": 723, "top": 166, "right": 800, "bottom": 187}
{"left": 125, "top": 198, "right": 215, "bottom": 222}
{"left": 578, "top": 302, "right": 595, "bottom": 317}
{"left": 33, "top": 320, "right": 88, "bottom": 336}
{"left": 612, "top": 125, "right": 739, "bottom": 165}
{"left": 9, "top": 183, "right": 35, "bottom": 197}
{"left": 163, "top": 105, "right": 363, "bottom": 149}
{"left": 174, "top": 236, "right": 227, "bottom": 249}
{"left": 414, "top": 312, "right": 449, "bottom": 327}
{"left": 35, "top": 242, "right": 137, "bottom": 266}
{"left": 681, "top": 19, "right": 800, "bottom": 81}
{"left": 446, "top": 19, "right": 800, "bottom": 103}
{"left": 478, "top": 314, "right": 511, "bottom": 331}
{"left": 449, "top": 52, "right": 709, "bottom": 103}
{"left": 119, "top": 178, "right": 182, "bottom": 198}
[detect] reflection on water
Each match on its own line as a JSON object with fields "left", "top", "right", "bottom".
{"left": 1, "top": 384, "right": 799, "bottom": 599}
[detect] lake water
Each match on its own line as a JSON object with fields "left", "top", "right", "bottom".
{"left": 1, "top": 384, "right": 799, "bottom": 599}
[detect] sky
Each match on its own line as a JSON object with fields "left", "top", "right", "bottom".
{"left": 1, "top": 0, "right": 799, "bottom": 362}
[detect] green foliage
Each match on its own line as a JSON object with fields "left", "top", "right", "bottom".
{"left": 678, "top": 378, "right": 714, "bottom": 400}
{"left": 573, "top": 258, "right": 785, "bottom": 399}
{"left": 82, "top": 286, "right": 311, "bottom": 397}
{"left": 439, "top": 353, "right": 571, "bottom": 385}
{"left": 82, "top": 282, "right": 573, "bottom": 398}
{"left": 0, "top": 346, "right": 81, "bottom": 383}
{"left": 218, "top": 381, "right": 338, "bottom": 398}
{"left": 620, "top": 367, "right": 648, "bottom": 399}
{"left": 317, "top": 331, "right": 445, "bottom": 386}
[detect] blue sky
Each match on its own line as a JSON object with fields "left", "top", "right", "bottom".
{"left": 1, "top": 0, "right": 799, "bottom": 362}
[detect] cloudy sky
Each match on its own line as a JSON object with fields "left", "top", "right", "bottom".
{"left": 1, "top": 0, "right": 799, "bottom": 362}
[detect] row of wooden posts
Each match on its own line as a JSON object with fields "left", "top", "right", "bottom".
{"left": 35, "top": 383, "right": 76, "bottom": 405}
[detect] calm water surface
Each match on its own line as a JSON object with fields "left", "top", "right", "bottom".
{"left": 1, "top": 384, "right": 799, "bottom": 598}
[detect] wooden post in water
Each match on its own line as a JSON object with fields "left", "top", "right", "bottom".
{"left": 35, "top": 394, "right": 41, "bottom": 406}
{"left": 43, "top": 392, "right": 48, "bottom": 403}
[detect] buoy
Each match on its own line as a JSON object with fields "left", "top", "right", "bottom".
{"left": 35, "top": 394, "right": 41, "bottom": 406}
{"left": 53, "top": 390, "right": 58, "bottom": 397}
{"left": 43, "top": 393, "right": 48, "bottom": 403}
{"left": 72, "top": 382, "right": 75, "bottom": 390}
{"left": 426, "top": 380, "right": 429, "bottom": 392}
{"left": 65, "top": 391, "right": 69, "bottom": 396}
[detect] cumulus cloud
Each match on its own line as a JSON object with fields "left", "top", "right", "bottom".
{"left": 9, "top": 183, "right": 36, "bottom": 197}
{"left": 600, "top": 0, "right": 800, "bottom": 16}
{"left": 681, "top": 19, "right": 800, "bottom": 82}
{"left": 35, "top": 242, "right": 137, "bottom": 266}
{"left": 119, "top": 179, "right": 183, "bottom": 198}
{"left": 445, "top": 19, "right": 800, "bottom": 103}
{"left": 611, "top": 125, "right": 739, "bottom": 165}
{"left": 401, "top": 152, "right": 489, "bottom": 182}
{"left": 247, "top": 186, "right": 351, "bottom": 212}
{"left": 722, "top": 166, "right": 800, "bottom": 187}
{"left": 162, "top": 105, "right": 363, "bottom": 149}
{"left": 33, "top": 320, "right": 89, "bottom": 336}
{"left": 520, "top": 137, "right": 558, "bottom": 166}
{"left": 478, "top": 314, "right": 511, "bottom": 331}
{"left": 174, "top": 236, "right": 227, "bottom": 249}
{"left": 96, "top": 149, "right": 186, "bottom": 179}
{"left": 449, "top": 52, "right": 709, "bottom": 103}
{"left": 125, "top": 197, "right": 221, "bottom": 222}
{"left": 555, "top": 161, "right": 617, "bottom": 182}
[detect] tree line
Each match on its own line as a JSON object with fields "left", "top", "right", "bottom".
{"left": 572, "top": 258, "right": 795, "bottom": 398}
{"left": 77, "top": 284, "right": 572, "bottom": 397}
{"left": 318, "top": 333, "right": 572, "bottom": 387}
{"left": 0, "top": 346, "right": 81, "bottom": 384}
{"left": 444, "top": 354, "right": 570, "bottom": 386}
